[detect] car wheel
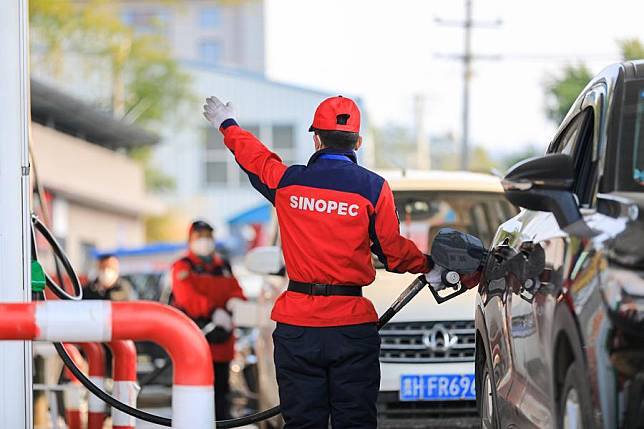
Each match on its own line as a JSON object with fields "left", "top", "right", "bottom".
{"left": 558, "top": 364, "right": 592, "bottom": 429}
{"left": 477, "top": 349, "right": 499, "bottom": 429}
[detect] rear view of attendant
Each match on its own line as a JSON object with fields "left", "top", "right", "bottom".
{"left": 203, "top": 96, "right": 445, "bottom": 428}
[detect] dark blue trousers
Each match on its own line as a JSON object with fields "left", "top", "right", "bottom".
{"left": 273, "top": 323, "right": 381, "bottom": 429}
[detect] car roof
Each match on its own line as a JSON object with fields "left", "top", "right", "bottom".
{"left": 377, "top": 169, "right": 504, "bottom": 193}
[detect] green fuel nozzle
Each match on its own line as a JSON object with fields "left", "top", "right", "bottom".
{"left": 31, "top": 260, "right": 46, "bottom": 293}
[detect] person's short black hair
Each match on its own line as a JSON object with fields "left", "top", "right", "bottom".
{"left": 314, "top": 130, "right": 359, "bottom": 150}
{"left": 190, "top": 219, "right": 214, "bottom": 233}
{"left": 98, "top": 254, "right": 117, "bottom": 262}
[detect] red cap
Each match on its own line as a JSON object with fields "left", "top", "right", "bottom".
{"left": 309, "top": 96, "right": 361, "bottom": 133}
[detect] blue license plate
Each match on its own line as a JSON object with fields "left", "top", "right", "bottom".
{"left": 399, "top": 374, "right": 475, "bottom": 401}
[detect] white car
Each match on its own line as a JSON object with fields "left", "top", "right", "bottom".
{"left": 246, "top": 170, "right": 516, "bottom": 428}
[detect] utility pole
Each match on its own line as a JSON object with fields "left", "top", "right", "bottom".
{"left": 0, "top": 0, "right": 32, "bottom": 427}
{"left": 435, "top": 0, "right": 501, "bottom": 170}
{"left": 414, "top": 94, "right": 430, "bottom": 170}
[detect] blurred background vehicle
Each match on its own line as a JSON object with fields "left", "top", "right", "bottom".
{"left": 476, "top": 61, "right": 644, "bottom": 429}
{"left": 247, "top": 171, "right": 517, "bottom": 428}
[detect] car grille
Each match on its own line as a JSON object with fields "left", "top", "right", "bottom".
{"left": 379, "top": 320, "right": 476, "bottom": 363}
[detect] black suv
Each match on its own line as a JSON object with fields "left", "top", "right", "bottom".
{"left": 475, "top": 61, "right": 644, "bottom": 428}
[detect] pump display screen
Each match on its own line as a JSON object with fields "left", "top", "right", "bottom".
{"left": 399, "top": 373, "right": 476, "bottom": 401}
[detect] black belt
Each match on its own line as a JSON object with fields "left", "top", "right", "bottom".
{"left": 288, "top": 280, "right": 363, "bottom": 297}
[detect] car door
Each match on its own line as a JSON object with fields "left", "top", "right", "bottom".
{"left": 488, "top": 91, "right": 604, "bottom": 428}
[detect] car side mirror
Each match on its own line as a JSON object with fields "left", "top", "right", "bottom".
{"left": 502, "top": 154, "right": 596, "bottom": 236}
{"left": 244, "top": 246, "right": 285, "bottom": 275}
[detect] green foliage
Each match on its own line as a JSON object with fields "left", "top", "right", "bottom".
{"left": 619, "top": 38, "right": 644, "bottom": 61}
{"left": 30, "top": 0, "right": 194, "bottom": 190}
{"left": 544, "top": 64, "right": 593, "bottom": 124}
{"left": 544, "top": 39, "right": 644, "bottom": 126}
{"left": 501, "top": 146, "right": 541, "bottom": 171}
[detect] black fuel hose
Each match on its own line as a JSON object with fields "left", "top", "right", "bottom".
{"left": 30, "top": 209, "right": 284, "bottom": 426}
{"left": 32, "top": 206, "right": 425, "bottom": 427}
{"left": 29, "top": 144, "right": 285, "bottom": 426}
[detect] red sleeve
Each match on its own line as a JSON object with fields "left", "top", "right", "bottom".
{"left": 225, "top": 276, "right": 247, "bottom": 304}
{"left": 220, "top": 121, "right": 288, "bottom": 204}
{"left": 171, "top": 260, "right": 211, "bottom": 318}
{"left": 370, "top": 180, "right": 432, "bottom": 274}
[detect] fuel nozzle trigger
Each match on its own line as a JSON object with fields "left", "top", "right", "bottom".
{"left": 427, "top": 227, "right": 488, "bottom": 304}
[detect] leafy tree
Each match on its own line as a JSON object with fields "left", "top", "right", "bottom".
{"left": 502, "top": 146, "right": 541, "bottom": 171}
{"left": 619, "top": 38, "right": 644, "bottom": 61}
{"left": 544, "top": 64, "right": 593, "bottom": 124}
{"left": 544, "top": 38, "right": 644, "bottom": 126}
{"left": 30, "top": 0, "right": 195, "bottom": 191}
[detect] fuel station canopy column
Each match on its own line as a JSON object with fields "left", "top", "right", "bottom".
{"left": 0, "top": 0, "right": 32, "bottom": 426}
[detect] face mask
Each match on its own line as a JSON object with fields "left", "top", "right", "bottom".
{"left": 190, "top": 238, "right": 215, "bottom": 256}
{"left": 98, "top": 268, "right": 118, "bottom": 288}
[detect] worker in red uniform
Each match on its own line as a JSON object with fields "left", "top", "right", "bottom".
{"left": 170, "top": 220, "right": 246, "bottom": 420}
{"left": 203, "top": 95, "right": 463, "bottom": 428}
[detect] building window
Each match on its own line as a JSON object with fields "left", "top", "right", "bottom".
{"left": 204, "top": 125, "right": 260, "bottom": 188}
{"left": 121, "top": 9, "right": 169, "bottom": 34}
{"left": 199, "top": 7, "right": 220, "bottom": 28}
{"left": 272, "top": 125, "right": 297, "bottom": 165}
{"left": 198, "top": 40, "right": 221, "bottom": 65}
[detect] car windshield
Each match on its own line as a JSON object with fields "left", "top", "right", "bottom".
{"left": 373, "top": 191, "right": 516, "bottom": 268}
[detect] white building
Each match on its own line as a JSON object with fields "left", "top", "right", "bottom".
{"left": 117, "top": 0, "right": 265, "bottom": 73}
{"left": 31, "top": 80, "right": 162, "bottom": 272}
{"left": 153, "top": 63, "right": 352, "bottom": 233}
{"left": 32, "top": 0, "right": 368, "bottom": 238}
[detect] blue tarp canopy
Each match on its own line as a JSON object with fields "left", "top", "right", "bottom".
{"left": 93, "top": 242, "right": 187, "bottom": 259}
{"left": 227, "top": 203, "right": 271, "bottom": 226}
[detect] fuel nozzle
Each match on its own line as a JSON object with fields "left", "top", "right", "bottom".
{"left": 427, "top": 228, "right": 488, "bottom": 303}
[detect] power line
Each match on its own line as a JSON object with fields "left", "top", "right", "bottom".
{"left": 434, "top": 0, "right": 502, "bottom": 170}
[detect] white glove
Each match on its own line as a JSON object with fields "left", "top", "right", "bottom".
{"left": 203, "top": 96, "right": 236, "bottom": 128}
{"left": 425, "top": 265, "right": 447, "bottom": 291}
{"left": 225, "top": 297, "right": 243, "bottom": 313}
{"left": 212, "top": 308, "right": 233, "bottom": 332}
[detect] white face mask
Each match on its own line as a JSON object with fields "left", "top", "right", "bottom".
{"left": 190, "top": 238, "right": 215, "bottom": 256}
{"left": 98, "top": 268, "right": 118, "bottom": 288}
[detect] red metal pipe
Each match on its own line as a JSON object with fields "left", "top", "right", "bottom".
{"left": 109, "top": 340, "right": 137, "bottom": 382}
{"left": 78, "top": 342, "right": 106, "bottom": 377}
{"left": 0, "top": 301, "right": 214, "bottom": 429}
{"left": 77, "top": 343, "right": 106, "bottom": 429}
{"left": 0, "top": 303, "right": 38, "bottom": 339}
{"left": 109, "top": 340, "right": 138, "bottom": 429}
{"left": 62, "top": 344, "right": 83, "bottom": 429}
{"left": 111, "top": 302, "right": 213, "bottom": 386}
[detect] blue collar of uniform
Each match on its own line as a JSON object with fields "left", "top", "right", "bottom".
{"left": 308, "top": 148, "right": 357, "bottom": 166}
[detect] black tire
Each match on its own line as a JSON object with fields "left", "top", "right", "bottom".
{"left": 557, "top": 364, "right": 593, "bottom": 429}
{"left": 477, "top": 349, "right": 499, "bottom": 429}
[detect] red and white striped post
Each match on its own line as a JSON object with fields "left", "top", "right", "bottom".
{"left": 62, "top": 344, "right": 84, "bottom": 429}
{"left": 0, "top": 301, "right": 214, "bottom": 429}
{"left": 108, "top": 340, "right": 138, "bottom": 429}
{"left": 77, "top": 342, "right": 107, "bottom": 429}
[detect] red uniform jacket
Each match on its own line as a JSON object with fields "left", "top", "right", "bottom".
{"left": 171, "top": 252, "right": 246, "bottom": 362}
{"left": 219, "top": 119, "right": 432, "bottom": 327}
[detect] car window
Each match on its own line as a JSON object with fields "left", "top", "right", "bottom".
{"left": 389, "top": 191, "right": 517, "bottom": 259}
{"left": 632, "top": 88, "right": 644, "bottom": 188}
{"left": 550, "top": 113, "right": 585, "bottom": 155}
{"left": 618, "top": 80, "right": 644, "bottom": 192}
{"left": 550, "top": 109, "right": 596, "bottom": 205}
